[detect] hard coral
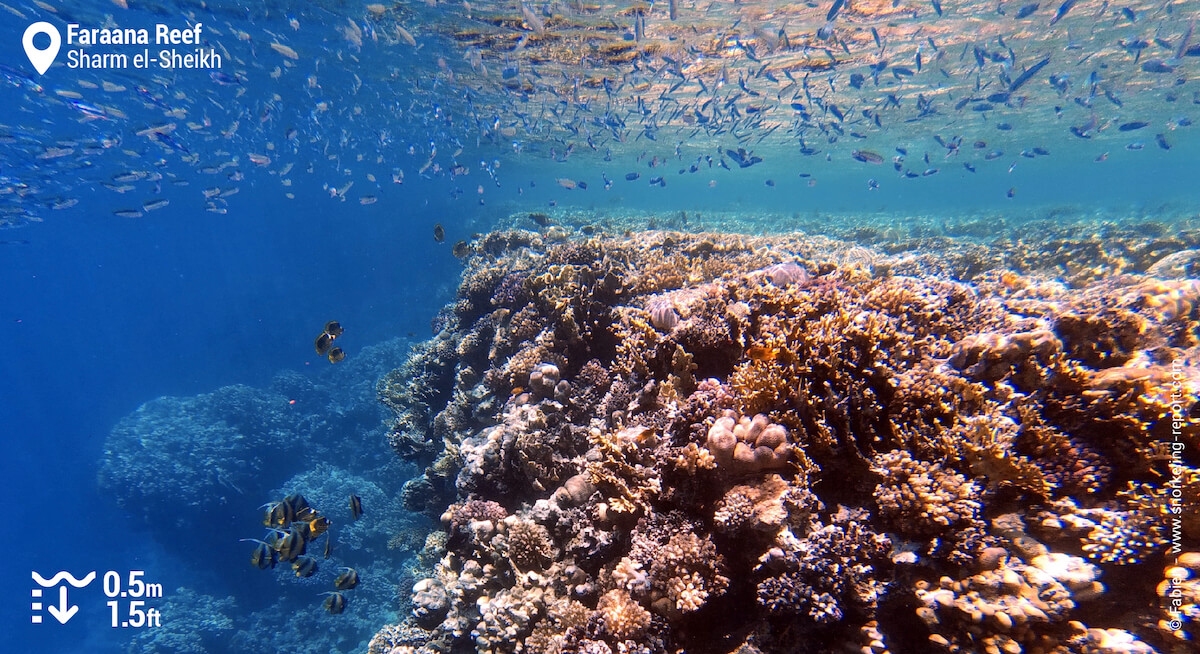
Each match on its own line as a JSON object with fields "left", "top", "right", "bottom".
{"left": 872, "top": 449, "right": 981, "bottom": 537}
{"left": 756, "top": 510, "right": 890, "bottom": 625}
{"left": 596, "top": 589, "right": 652, "bottom": 640}
{"left": 504, "top": 518, "right": 554, "bottom": 571}
{"left": 915, "top": 558, "right": 1081, "bottom": 652}
{"left": 372, "top": 228, "right": 1200, "bottom": 654}
{"left": 705, "top": 411, "right": 794, "bottom": 474}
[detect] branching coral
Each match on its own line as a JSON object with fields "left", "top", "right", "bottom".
{"left": 595, "top": 589, "right": 652, "bottom": 640}
{"left": 756, "top": 509, "right": 890, "bottom": 625}
{"left": 872, "top": 449, "right": 981, "bottom": 536}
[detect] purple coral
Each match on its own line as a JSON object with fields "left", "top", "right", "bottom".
{"left": 447, "top": 499, "right": 507, "bottom": 529}
{"left": 762, "top": 262, "right": 811, "bottom": 287}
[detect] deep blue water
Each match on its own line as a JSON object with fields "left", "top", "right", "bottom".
{"left": 1, "top": 181, "right": 460, "bottom": 652}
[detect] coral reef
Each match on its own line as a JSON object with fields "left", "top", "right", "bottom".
{"left": 100, "top": 338, "right": 411, "bottom": 534}
{"left": 124, "top": 587, "right": 236, "bottom": 654}
{"left": 100, "top": 338, "right": 421, "bottom": 654}
{"left": 371, "top": 229, "right": 1200, "bottom": 653}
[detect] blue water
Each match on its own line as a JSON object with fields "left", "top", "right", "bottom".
{"left": 1, "top": 0, "right": 1198, "bottom": 651}
{"left": 1, "top": 184, "right": 458, "bottom": 653}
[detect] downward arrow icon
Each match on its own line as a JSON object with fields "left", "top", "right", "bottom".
{"left": 46, "top": 586, "right": 78, "bottom": 624}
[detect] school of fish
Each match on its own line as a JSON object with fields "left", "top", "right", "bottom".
{"left": 0, "top": 0, "right": 1195, "bottom": 228}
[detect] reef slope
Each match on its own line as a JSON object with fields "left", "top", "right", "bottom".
{"left": 372, "top": 229, "right": 1200, "bottom": 654}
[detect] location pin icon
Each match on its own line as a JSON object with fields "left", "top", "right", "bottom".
{"left": 23, "top": 22, "right": 61, "bottom": 75}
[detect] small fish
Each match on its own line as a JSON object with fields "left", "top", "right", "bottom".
{"left": 1141, "top": 59, "right": 1175, "bottom": 73}
{"left": 323, "top": 536, "right": 334, "bottom": 559}
{"left": 210, "top": 71, "right": 241, "bottom": 86}
{"left": 276, "top": 527, "right": 306, "bottom": 562}
{"left": 931, "top": 0, "right": 943, "bottom": 16}
{"left": 349, "top": 494, "right": 364, "bottom": 520}
{"left": 1176, "top": 19, "right": 1195, "bottom": 61}
{"left": 519, "top": 2, "right": 544, "bottom": 33}
{"left": 827, "top": 0, "right": 845, "bottom": 21}
{"left": 142, "top": 198, "right": 169, "bottom": 212}
{"left": 309, "top": 516, "right": 331, "bottom": 538}
{"left": 328, "top": 347, "right": 345, "bottom": 363}
{"left": 1049, "top": 0, "right": 1076, "bottom": 26}
{"left": 1009, "top": 55, "right": 1051, "bottom": 92}
{"left": 295, "top": 505, "right": 318, "bottom": 523}
{"left": 396, "top": 25, "right": 417, "bottom": 47}
{"left": 1015, "top": 3, "right": 1039, "bottom": 18}
{"left": 555, "top": 178, "right": 577, "bottom": 190}
{"left": 1118, "top": 121, "right": 1149, "bottom": 131}
{"left": 293, "top": 556, "right": 318, "bottom": 578}
{"left": 433, "top": 223, "right": 445, "bottom": 242}
{"left": 270, "top": 42, "right": 299, "bottom": 60}
{"left": 334, "top": 567, "right": 360, "bottom": 590}
{"left": 239, "top": 538, "right": 277, "bottom": 570}
{"left": 282, "top": 493, "right": 308, "bottom": 516}
{"left": 624, "top": 172, "right": 640, "bottom": 181}
{"left": 1156, "top": 133, "right": 1172, "bottom": 150}
{"left": 1007, "top": 187, "right": 1016, "bottom": 198}
{"left": 322, "top": 592, "right": 347, "bottom": 614}
{"left": 112, "top": 209, "right": 144, "bottom": 218}
{"left": 262, "top": 500, "right": 287, "bottom": 527}
{"left": 850, "top": 149, "right": 884, "bottom": 164}
{"left": 113, "top": 172, "right": 144, "bottom": 183}
{"left": 315, "top": 332, "right": 334, "bottom": 356}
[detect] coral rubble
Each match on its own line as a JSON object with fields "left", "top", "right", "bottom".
{"left": 372, "top": 229, "right": 1200, "bottom": 653}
